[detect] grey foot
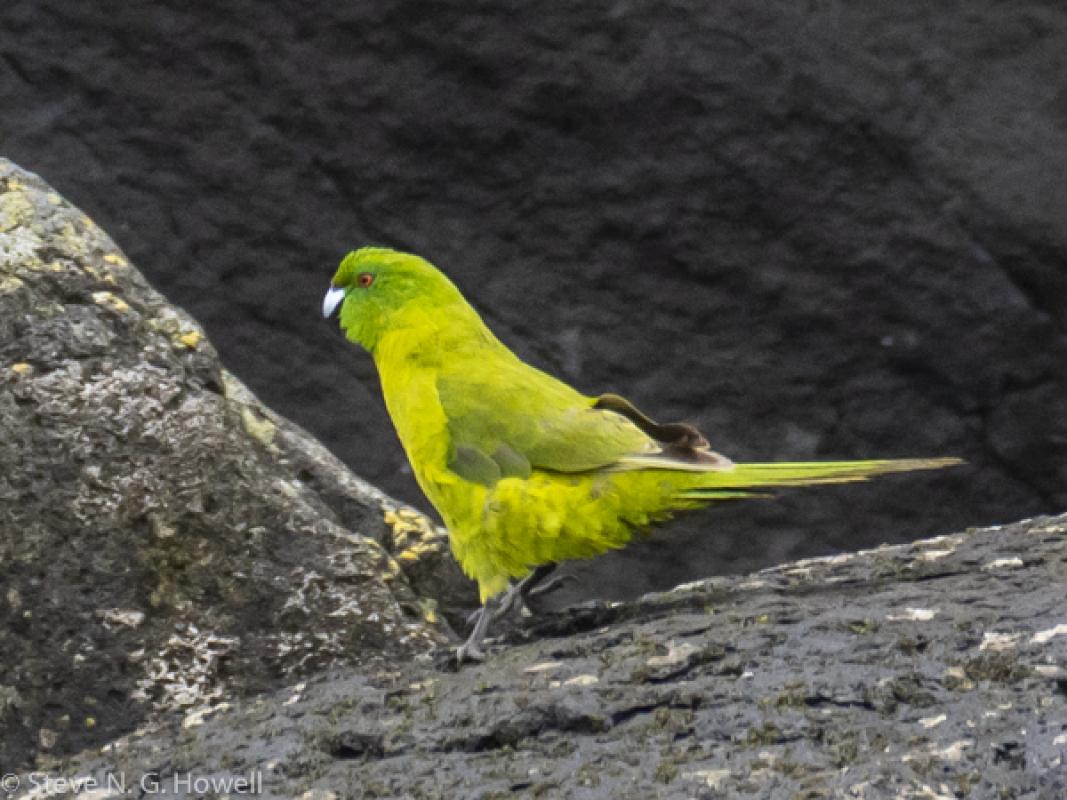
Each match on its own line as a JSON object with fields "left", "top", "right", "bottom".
{"left": 455, "top": 564, "right": 567, "bottom": 665}
{"left": 455, "top": 640, "right": 486, "bottom": 664}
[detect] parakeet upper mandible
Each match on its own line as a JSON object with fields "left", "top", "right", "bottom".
{"left": 323, "top": 247, "right": 959, "bottom": 662}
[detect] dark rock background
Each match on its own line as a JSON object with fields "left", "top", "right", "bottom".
{"left": 3, "top": 2, "right": 1066, "bottom": 599}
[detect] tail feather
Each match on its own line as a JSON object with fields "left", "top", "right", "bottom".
{"left": 675, "top": 457, "right": 962, "bottom": 501}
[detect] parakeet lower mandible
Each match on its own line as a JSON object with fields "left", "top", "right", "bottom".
{"left": 323, "top": 247, "right": 960, "bottom": 662}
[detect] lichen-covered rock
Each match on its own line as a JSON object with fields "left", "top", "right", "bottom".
{"left": 29, "top": 514, "right": 1067, "bottom": 799}
{"left": 0, "top": 161, "right": 462, "bottom": 769}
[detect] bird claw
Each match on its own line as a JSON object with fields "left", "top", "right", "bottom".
{"left": 455, "top": 642, "right": 486, "bottom": 664}
{"left": 432, "top": 644, "right": 481, "bottom": 671}
{"left": 453, "top": 565, "right": 565, "bottom": 666}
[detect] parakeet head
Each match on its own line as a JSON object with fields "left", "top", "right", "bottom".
{"left": 323, "top": 247, "right": 471, "bottom": 352}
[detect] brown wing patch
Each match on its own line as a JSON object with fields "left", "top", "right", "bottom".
{"left": 594, "top": 393, "right": 730, "bottom": 467}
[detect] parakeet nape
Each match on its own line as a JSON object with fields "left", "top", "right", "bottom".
{"left": 323, "top": 247, "right": 960, "bottom": 662}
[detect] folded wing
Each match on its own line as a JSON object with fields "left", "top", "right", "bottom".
{"left": 436, "top": 358, "right": 730, "bottom": 485}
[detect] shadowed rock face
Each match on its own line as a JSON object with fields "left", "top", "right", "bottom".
{"left": 0, "top": 162, "right": 453, "bottom": 769}
{"left": 3, "top": 2, "right": 1066, "bottom": 600}
{"left": 32, "top": 514, "right": 1067, "bottom": 798}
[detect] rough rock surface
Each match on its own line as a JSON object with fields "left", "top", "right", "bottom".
{"left": 2, "top": 165, "right": 1065, "bottom": 796}
{"left": 0, "top": 161, "right": 458, "bottom": 770}
{"left": 25, "top": 514, "right": 1067, "bottom": 799}
{"left": 3, "top": 2, "right": 1066, "bottom": 600}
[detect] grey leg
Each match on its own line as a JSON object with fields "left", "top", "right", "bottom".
{"left": 523, "top": 566, "right": 578, "bottom": 602}
{"left": 457, "top": 564, "right": 565, "bottom": 664}
{"left": 456, "top": 595, "right": 497, "bottom": 664}
{"left": 465, "top": 563, "right": 560, "bottom": 629}
{"left": 494, "top": 562, "right": 559, "bottom": 620}
{"left": 519, "top": 562, "right": 559, "bottom": 598}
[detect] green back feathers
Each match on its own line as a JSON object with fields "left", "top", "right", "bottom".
{"left": 437, "top": 362, "right": 656, "bottom": 480}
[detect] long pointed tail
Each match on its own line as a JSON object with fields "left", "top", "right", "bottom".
{"left": 676, "top": 457, "right": 963, "bottom": 501}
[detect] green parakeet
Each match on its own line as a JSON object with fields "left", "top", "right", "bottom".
{"left": 323, "top": 247, "right": 960, "bottom": 661}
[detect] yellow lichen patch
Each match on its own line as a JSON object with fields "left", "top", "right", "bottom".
{"left": 177, "top": 330, "right": 202, "bottom": 349}
{"left": 103, "top": 252, "right": 127, "bottom": 267}
{"left": 0, "top": 276, "right": 25, "bottom": 294}
{"left": 240, "top": 406, "right": 276, "bottom": 448}
{"left": 379, "top": 555, "right": 402, "bottom": 581}
{"left": 46, "top": 192, "right": 63, "bottom": 206}
{"left": 91, "top": 290, "right": 130, "bottom": 314}
{"left": 384, "top": 507, "right": 440, "bottom": 551}
{"left": 0, "top": 187, "right": 35, "bottom": 229}
{"left": 58, "top": 220, "right": 82, "bottom": 244}
{"left": 416, "top": 599, "right": 439, "bottom": 625}
{"left": 11, "top": 362, "right": 31, "bottom": 376}
{"left": 397, "top": 539, "right": 443, "bottom": 562}
{"left": 146, "top": 316, "right": 179, "bottom": 337}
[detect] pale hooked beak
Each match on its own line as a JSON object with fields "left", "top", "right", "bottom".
{"left": 322, "top": 286, "right": 346, "bottom": 319}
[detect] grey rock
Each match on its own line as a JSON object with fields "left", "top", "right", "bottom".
{"left": 0, "top": 161, "right": 455, "bottom": 770}
{"left": 30, "top": 514, "right": 1067, "bottom": 799}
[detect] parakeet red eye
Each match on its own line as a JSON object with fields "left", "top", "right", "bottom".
{"left": 358, "top": 272, "right": 374, "bottom": 288}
